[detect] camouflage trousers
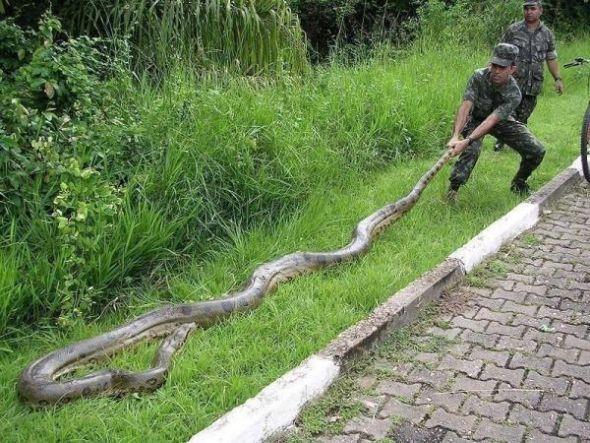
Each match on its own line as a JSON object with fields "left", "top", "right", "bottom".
{"left": 449, "top": 118, "right": 546, "bottom": 190}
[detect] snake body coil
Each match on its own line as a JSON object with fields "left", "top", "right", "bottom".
{"left": 18, "top": 151, "right": 453, "bottom": 407}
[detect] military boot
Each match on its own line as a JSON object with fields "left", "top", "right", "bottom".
{"left": 510, "top": 179, "right": 531, "bottom": 196}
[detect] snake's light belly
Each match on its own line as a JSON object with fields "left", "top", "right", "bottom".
{"left": 18, "top": 151, "right": 453, "bottom": 407}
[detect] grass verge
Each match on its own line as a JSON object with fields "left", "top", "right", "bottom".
{"left": 1, "top": 37, "right": 589, "bottom": 442}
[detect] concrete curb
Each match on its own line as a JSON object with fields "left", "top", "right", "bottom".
{"left": 188, "top": 160, "right": 583, "bottom": 443}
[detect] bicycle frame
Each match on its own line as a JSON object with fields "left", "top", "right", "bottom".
{"left": 564, "top": 58, "right": 590, "bottom": 183}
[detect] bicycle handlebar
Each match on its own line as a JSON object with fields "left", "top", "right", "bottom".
{"left": 564, "top": 57, "right": 590, "bottom": 68}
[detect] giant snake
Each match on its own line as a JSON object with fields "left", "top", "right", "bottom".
{"left": 18, "top": 150, "right": 454, "bottom": 407}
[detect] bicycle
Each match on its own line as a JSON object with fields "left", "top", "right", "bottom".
{"left": 564, "top": 57, "right": 590, "bottom": 183}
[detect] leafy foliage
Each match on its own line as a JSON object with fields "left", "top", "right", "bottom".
{"left": 417, "top": 0, "right": 523, "bottom": 48}
{"left": 0, "top": 15, "right": 135, "bottom": 328}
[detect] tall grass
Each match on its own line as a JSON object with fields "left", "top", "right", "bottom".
{"left": 61, "top": 0, "right": 309, "bottom": 75}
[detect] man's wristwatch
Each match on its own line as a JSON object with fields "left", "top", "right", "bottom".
{"left": 466, "top": 136, "right": 474, "bottom": 146}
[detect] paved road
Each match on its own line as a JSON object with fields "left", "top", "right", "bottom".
{"left": 284, "top": 182, "right": 590, "bottom": 442}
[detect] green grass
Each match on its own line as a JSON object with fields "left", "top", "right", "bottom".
{"left": 1, "top": 37, "right": 589, "bottom": 442}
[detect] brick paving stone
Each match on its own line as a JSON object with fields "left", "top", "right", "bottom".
{"left": 523, "top": 329, "right": 565, "bottom": 347}
{"left": 450, "top": 316, "right": 488, "bottom": 333}
{"left": 537, "top": 343, "right": 580, "bottom": 364}
{"left": 552, "top": 359, "right": 590, "bottom": 380}
{"left": 441, "top": 432, "right": 475, "bottom": 443}
{"left": 539, "top": 277, "right": 571, "bottom": 290}
{"left": 406, "top": 368, "right": 453, "bottom": 391}
{"left": 561, "top": 300, "right": 590, "bottom": 312}
{"left": 426, "top": 327, "right": 463, "bottom": 340}
{"left": 578, "top": 350, "right": 590, "bottom": 365}
{"left": 525, "top": 430, "right": 578, "bottom": 442}
{"left": 495, "top": 382, "right": 541, "bottom": 408}
{"left": 485, "top": 321, "right": 525, "bottom": 338}
{"left": 511, "top": 313, "right": 553, "bottom": 330}
{"left": 548, "top": 287, "right": 582, "bottom": 301}
{"left": 437, "top": 355, "right": 483, "bottom": 378}
{"left": 470, "top": 297, "right": 505, "bottom": 311}
{"left": 494, "top": 336, "right": 537, "bottom": 353}
{"left": 554, "top": 322, "right": 589, "bottom": 339}
{"left": 343, "top": 417, "right": 391, "bottom": 440}
{"left": 457, "top": 307, "right": 480, "bottom": 320}
{"left": 474, "top": 308, "right": 513, "bottom": 324}
{"left": 452, "top": 376, "right": 496, "bottom": 399}
{"left": 479, "top": 364, "right": 525, "bottom": 387}
{"left": 558, "top": 414, "right": 590, "bottom": 439}
{"left": 523, "top": 371, "right": 569, "bottom": 395}
{"left": 538, "top": 306, "right": 581, "bottom": 323}
{"left": 414, "top": 388, "right": 466, "bottom": 413}
{"left": 373, "top": 359, "right": 414, "bottom": 376}
{"left": 459, "top": 330, "right": 499, "bottom": 348}
{"left": 506, "top": 273, "right": 535, "bottom": 284}
{"left": 488, "top": 279, "right": 514, "bottom": 291}
{"left": 508, "top": 403, "right": 559, "bottom": 434}
{"left": 472, "top": 418, "right": 526, "bottom": 442}
{"left": 469, "top": 347, "right": 510, "bottom": 367}
{"left": 513, "top": 282, "right": 548, "bottom": 296}
{"left": 539, "top": 394, "right": 589, "bottom": 420}
{"left": 564, "top": 334, "right": 590, "bottom": 351}
{"left": 389, "top": 422, "right": 447, "bottom": 443}
{"left": 375, "top": 380, "right": 421, "bottom": 398}
{"left": 525, "top": 294, "right": 561, "bottom": 308}
{"left": 491, "top": 288, "right": 527, "bottom": 303}
{"left": 461, "top": 395, "right": 509, "bottom": 421}
{"left": 501, "top": 300, "right": 539, "bottom": 316}
{"left": 377, "top": 397, "right": 429, "bottom": 423}
{"left": 424, "top": 408, "right": 477, "bottom": 436}
{"left": 555, "top": 269, "right": 586, "bottom": 281}
{"left": 570, "top": 379, "right": 590, "bottom": 399}
{"left": 508, "top": 353, "right": 553, "bottom": 376}
{"left": 447, "top": 343, "right": 472, "bottom": 359}
{"left": 414, "top": 352, "right": 442, "bottom": 365}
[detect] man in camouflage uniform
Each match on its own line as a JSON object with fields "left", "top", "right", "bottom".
{"left": 494, "top": 0, "right": 563, "bottom": 151}
{"left": 447, "top": 43, "right": 545, "bottom": 201}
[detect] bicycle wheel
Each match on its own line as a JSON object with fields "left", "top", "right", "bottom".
{"left": 582, "top": 102, "right": 590, "bottom": 183}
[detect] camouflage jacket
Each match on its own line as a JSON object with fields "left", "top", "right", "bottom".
{"left": 501, "top": 20, "right": 557, "bottom": 96}
{"left": 463, "top": 68, "right": 522, "bottom": 122}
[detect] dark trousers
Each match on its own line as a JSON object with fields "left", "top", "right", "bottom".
{"left": 449, "top": 118, "right": 546, "bottom": 190}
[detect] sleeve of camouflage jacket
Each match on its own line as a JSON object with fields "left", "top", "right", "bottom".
{"left": 546, "top": 29, "right": 557, "bottom": 60}
{"left": 462, "top": 72, "right": 477, "bottom": 103}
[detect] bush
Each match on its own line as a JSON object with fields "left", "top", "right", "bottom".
{"left": 0, "top": 14, "right": 140, "bottom": 328}
{"left": 417, "top": 0, "right": 522, "bottom": 49}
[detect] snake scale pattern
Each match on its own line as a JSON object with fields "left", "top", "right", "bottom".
{"left": 18, "top": 150, "right": 453, "bottom": 407}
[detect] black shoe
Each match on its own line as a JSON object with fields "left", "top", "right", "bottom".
{"left": 510, "top": 180, "right": 531, "bottom": 196}
{"left": 494, "top": 141, "right": 504, "bottom": 152}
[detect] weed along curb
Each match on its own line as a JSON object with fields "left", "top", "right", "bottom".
{"left": 188, "top": 158, "right": 585, "bottom": 443}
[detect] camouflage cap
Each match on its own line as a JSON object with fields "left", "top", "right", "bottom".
{"left": 491, "top": 43, "right": 519, "bottom": 67}
{"left": 523, "top": 0, "right": 542, "bottom": 6}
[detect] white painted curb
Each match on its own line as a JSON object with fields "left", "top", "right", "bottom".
{"left": 189, "top": 355, "right": 340, "bottom": 443}
{"left": 450, "top": 202, "right": 539, "bottom": 273}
